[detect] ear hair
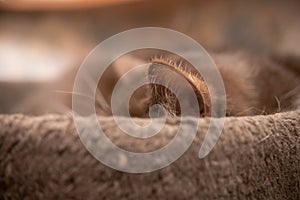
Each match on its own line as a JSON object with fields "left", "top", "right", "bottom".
{"left": 97, "top": 52, "right": 211, "bottom": 117}
{"left": 148, "top": 57, "right": 211, "bottom": 117}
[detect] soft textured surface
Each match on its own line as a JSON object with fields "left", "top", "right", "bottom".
{"left": 0, "top": 110, "right": 299, "bottom": 199}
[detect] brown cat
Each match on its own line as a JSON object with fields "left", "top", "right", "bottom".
{"left": 98, "top": 49, "right": 300, "bottom": 117}
{"left": 2, "top": 49, "right": 298, "bottom": 117}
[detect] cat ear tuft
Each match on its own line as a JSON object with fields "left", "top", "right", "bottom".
{"left": 148, "top": 62, "right": 210, "bottom": 117}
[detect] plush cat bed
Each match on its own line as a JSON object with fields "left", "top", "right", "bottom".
{"left": 0, "top": 110, "right": 299, "bottom": 199}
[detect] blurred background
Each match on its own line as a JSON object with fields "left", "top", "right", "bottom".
{"left": 1, "top": 0, "right": 300, "bottom": 114}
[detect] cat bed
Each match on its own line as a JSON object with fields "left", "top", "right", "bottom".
{"left": 0, "top": 110, "right": 299, "bottom": 199}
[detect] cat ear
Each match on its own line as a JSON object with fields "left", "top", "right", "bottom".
{"left": 148, "top": 61, "right": 211, "bottom": 117}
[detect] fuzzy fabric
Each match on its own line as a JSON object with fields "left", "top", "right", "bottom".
{"left": 0, "top": 110, "right": 299, "bottom": 199}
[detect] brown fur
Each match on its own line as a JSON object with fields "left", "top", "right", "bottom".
{"left": 0, "top": 50, "right": 298, "bottom": 117}
{"left": 98, "top": 50, "right": 300, "bottom": 117}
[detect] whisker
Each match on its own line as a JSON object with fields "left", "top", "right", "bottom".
{"left": 274, "top": 96, "right": 281, "bottom": 113}
{"left": 51, "top": 90, "right": 95, "bottom": 101}
{"left": 235, "top": 106, "right": 267, "bottom": 116}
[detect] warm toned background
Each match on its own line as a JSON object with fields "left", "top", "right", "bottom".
{"left": 1, "top": 0, "right": 300, "bottom": 113}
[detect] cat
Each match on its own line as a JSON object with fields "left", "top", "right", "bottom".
{"left": 2, "top": 49, "right": 298, "bottom": 117}
{"left": 97, "top": 49, "right": 300, "bottom": 117}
